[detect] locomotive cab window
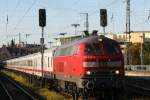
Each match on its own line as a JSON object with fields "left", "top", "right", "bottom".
{"left": 103, "top": 41, "right": 120, "bottom": 54}
{"left": 84, "top": 44, "right": 102, "bottom": 54}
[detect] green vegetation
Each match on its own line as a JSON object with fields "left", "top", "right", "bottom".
{"left": 127, "top": 42, "right": 150, "bottom": 65}
{"left": 39, "top": 88, "right": 66, "bottom": 100}
{"left": 2, "top": 70, "right": 71, "bottom": 100}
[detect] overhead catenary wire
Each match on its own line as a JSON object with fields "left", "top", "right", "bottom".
{"left": 12, "top": 0, "right": 39, "bottom": 33}
{"left": 6, "top": 0, "right": 8, "bottom": 34}
{"left": 6, "top": 0, "right": 22, "bottom": 33}
{"left": 9, "top": 0, "right": 21, "bottom": 19}
{"left": 90, "top": 0, "right": 120, "bottom": 15}
{"left": 131, "top": 0, "right": 150, "bottom": 28}
{"left": 72, "top": 0, "right": 81, "bottom": 6}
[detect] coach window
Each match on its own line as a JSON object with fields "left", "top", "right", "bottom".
{"left": 27, "top": 60, "right": 30, "bottom": 66}
{"left": 30, "top": 60, "right": 31, "bottom": 66}
{"left": 48, "top": 57, "right": 50, "bottom": 68}
{"left": 29, "top": 60, "right": 31, "bottom": 66}
{"left": 30, "top": 60, "right": 32, "bottom": 66}
{"left": 35, "top": 59, "right": 36, "bottom": 68}
{"left": 25, "top": 60, "right": 27, "bottom": 66}
{"left": 36, "top": 59, "right": 37, "bottom": 68}
{"left": 31, "top": 60, "right": 33, "bottom": 66}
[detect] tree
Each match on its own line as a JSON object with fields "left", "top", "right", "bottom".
{"left": 128, "top": 43, "right": 150, "bottom": 65}
{"left": 143, "top": 42, "right": 150, "bottom": 65}
{"left": 11, "top": 39, "right": 15, "bottom": 47}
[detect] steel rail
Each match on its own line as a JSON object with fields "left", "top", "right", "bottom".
{"left": 4, "top": 76, "right": 37, "bottom": 100}
{"left": 0, "top": 80, "right": 13, "bottom": 100}
{"left": 126, "top": 82, "right": 150, "bottom": 96}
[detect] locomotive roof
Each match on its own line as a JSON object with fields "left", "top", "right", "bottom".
{"left": 57, "top": 35, "right": 117, "bottom": 49}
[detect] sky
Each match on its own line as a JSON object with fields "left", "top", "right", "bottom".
{"left": 0, "top": 0, "right": 150, "bottom": 47}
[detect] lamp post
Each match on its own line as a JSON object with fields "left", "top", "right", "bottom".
{"left": 48, "top": 41, "right": 53, "bottom": 48}
{"left": 71, "top": 24, "right": 80, "bottom": 35}
{"left": 59, "top": 33, "right": 67, "bottom": 45}
{"left": 140, "top": 34, "right": 144, "bottom": 67}
{"left": 80, "top": 13, "right": 89, "bottom": 32}
{"left": 25, "top": 34, "right": 30, "bottom": 46}
{"left": 59, "top": 33, "right": 67, "bottom": 37}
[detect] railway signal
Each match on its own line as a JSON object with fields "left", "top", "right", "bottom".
{"left": 100, "top": 9, "right": 107, "bottom": 35}
{"left": 100, "top": 9, "right": 107, "bottom": 27}
{"left": 39, "top": 9, "right": 46, "bottom": 87}
{"left": 39, "top": 9, "right": 46, "bottom": 27}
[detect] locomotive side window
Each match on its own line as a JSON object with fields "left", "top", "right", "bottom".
{"left": 72, "top": 45, "right": 79, "bottom": 55}
{"left": 54, "top": 46, "right": 73, "bottom": 56}
{"left": 60, "top": 49, "right": 66, "bottom": 56}
{"left": 66, "top": 46, "right": 73, "bottom": 55}
{"left": 54, "top": 49, "right": 61, "bottom": 56}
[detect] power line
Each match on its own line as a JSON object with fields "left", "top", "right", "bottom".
{"left": 6, "top": 0, "right": 22, "bottom": 32}
{"left": 72, "top": 0, "right": 81, "bottom": 6}
{"left": 104, "top": 0, "right": 120, "bottom": 8}
{"left": 90, "top": 0, "right": 120, "bottom": 15}
{"left": 9, "top": 0, "right": 21, "bottom": 18}
{"left": 14, "top": 0, "right": 21, "bottom": 11}
{"left": 12, "top": 0, "right": 39, "bottom": 33}
{"left": 131, "top": 9, "right": 150, "bottom": 27}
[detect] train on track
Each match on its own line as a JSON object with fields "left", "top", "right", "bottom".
{"left": 4, "top": 35, "right": 124, "bottom": 97}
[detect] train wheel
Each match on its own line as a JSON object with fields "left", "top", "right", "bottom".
{"left": 82, "top": 88, "right": 89, "bottom": 100}
{"left": 72, "top": 91, "right": 78, "bottom": 100}
{"left": 72, "top": 85, "right": 79, "bottom": 100}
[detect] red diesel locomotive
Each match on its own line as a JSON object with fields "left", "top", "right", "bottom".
{"left": 53, "top": 35, "right": 124, "bottom": 93}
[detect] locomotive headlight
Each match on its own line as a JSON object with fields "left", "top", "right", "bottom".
{"left": 115, "top": 70, "right": 119, "bottom": 74}
{"left": 86, "top": 71, "right": 91, "bottom": 75}
{"left": 98, "top": 38, "right": 103, "bottom": 42}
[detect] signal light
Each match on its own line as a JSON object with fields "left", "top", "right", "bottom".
{"left": 100, "top": 9, "right": 107, "bottom": 27}
{"left": 39, "top": 9, "right": 46, "bottom": 27}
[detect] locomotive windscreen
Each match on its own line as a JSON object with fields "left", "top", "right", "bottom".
{"left": 84, "top": 44, "right": 103, "bottom": 54}
{"left": 103, "top": 41, "right": 120, "bottom": 54}
{"left": 84, "top": 40, "right": 120, "bottom": 54}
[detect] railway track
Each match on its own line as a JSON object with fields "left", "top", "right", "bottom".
{"left": 125, "top": 76, "right": 150, "bottom": 96}
{"left": 126, "top": 83, "right": 150, "bottom": 96}
{"left": 0, "top": 74, "right": 37, "bottom": 100}
{"left": 0, "top": 80, "right": 13, "bottom": 100}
